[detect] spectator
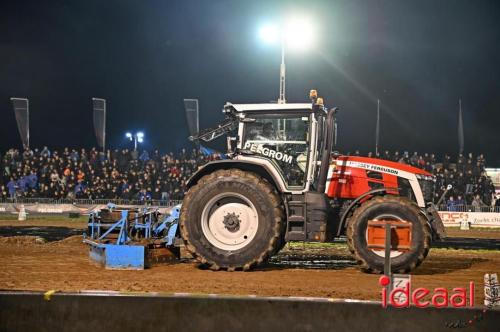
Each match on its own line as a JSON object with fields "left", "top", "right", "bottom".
{"left": 495, "top": 196, "right": 500, "bottom": 210}
{"left": 137, "top": 188, "right": 152, "bottom": 202}
{"left": 6, "top": 177, "right": 17, "bottom": 199}
{"left": 139, "top": 150, "right": 150, "bottom": 163}
{"left": 409, "top": 152, "right": 418, "bottom": 166}
{"left": 27, "top": 170, "right": 38, "bottom": 189}
{"left": 472, "top": 194, "right": 485, "bottom": 212}
{"left": 446, "top": 196, "right": 457, "bottom": 212}
{"left": 455, "top": 195, "right": 465, "bottom": 211}
{"left": 41, "top": 146, "right": 51, "bottom": 158}
{"left": 1, "top": 185, "right": 7, "bottom": 199}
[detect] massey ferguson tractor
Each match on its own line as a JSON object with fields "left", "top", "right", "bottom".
{"left": 180, "top": 90, "right": 446, "bottom": 273}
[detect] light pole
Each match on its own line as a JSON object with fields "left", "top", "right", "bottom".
{"left": 279, "top": 38, "right": 286, "bottom": 104}
{"left": 125, "top": 131, "right": 144, "bottom": 150}
{"left": 259, "top": 18, "right": 315, "bottom": 104}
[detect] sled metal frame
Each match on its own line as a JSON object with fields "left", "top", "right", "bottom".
{"left": 84, "top": 205, "right": 181, "bottom": 269}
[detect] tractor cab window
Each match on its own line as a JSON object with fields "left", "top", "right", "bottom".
{"left": 241, "top": 114, "right": 310, "bottom": 188}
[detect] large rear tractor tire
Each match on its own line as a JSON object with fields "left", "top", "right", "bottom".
{"left": 180, "top": 169, "right": 285, "bottom": 271}
{"left": 347, "top": 196, "right": 431, "bottom": 274}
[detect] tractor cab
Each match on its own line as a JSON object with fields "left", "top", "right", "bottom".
{"left": 230, "top": 103, "right": 317, "bottom": 190}
{"left": 220, "top": 92, "right": 336, "bottom": 194}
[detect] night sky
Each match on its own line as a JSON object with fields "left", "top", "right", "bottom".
{"left": 1, "top": 0, "right": 499, "bottom": 164}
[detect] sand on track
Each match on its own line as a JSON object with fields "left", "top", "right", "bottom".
{"left": 0, "top": 233, "right": 498, "bottom": 304}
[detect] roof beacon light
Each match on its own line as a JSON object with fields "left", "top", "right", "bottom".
{"left": 309, "top": 89, "right": 318, "bottom": 100}
{"left": 316, "top": 97, "right": 324, "bottom": 106}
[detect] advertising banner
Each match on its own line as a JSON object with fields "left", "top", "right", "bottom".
{"left": 438, "top": 211, "right": 500, "bottom": 228}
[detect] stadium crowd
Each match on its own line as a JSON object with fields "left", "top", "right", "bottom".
{"left": 0, "top": 147, "right": 221, "bottom": 203}
{"left": 0, "top": 147, "right": 498, "bottom": 210}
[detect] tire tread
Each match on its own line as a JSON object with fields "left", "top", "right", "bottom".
{"left": 180, "top": 168, "right": 284, "bottom": 271}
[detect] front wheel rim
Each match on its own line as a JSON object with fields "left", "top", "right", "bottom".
{"left": 201, "top": 192, "right": 259, "bottom": 251}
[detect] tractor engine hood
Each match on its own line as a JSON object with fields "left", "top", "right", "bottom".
{"left": 336, "top": 156, "right": 433, "bottom": 178}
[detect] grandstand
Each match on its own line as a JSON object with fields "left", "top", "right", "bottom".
{"left": 1, "top": 147, "right": 498, "bottom": 212}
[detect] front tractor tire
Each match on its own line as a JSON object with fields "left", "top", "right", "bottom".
{"left": 180, "top": 169, "right": 284, "bottom": 271}
{"left": 347, "top": 196, "right": 431, "bottom": 274}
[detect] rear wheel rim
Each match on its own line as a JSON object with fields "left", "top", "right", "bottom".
{"left": 366, "top": 213, "right": 407, "bottom": 258}
{"left": 201, "top": 192, "right": 259, "bottom": 251}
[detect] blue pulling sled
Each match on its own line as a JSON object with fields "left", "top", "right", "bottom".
{"left": 83, "top": 204, "right": 181, "bottom": 270}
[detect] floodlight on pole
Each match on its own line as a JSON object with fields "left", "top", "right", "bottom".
{"left": 259, "top": 24, "right": 279, "bottom": 44}
{"left": 285, "top": 18, "right": 315, "bottom": 50}
{"left": 258, "top": 17, "right": 315, "bottom": 104}
{"left": 124, "top": 131, "right": 144, "bottom": 150}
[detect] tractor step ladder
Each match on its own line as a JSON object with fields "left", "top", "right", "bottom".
{"left": 285, "top": 200, "right": 307, "bottom": 241}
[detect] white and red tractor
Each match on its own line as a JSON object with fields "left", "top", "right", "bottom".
{"left": 180, "top": 91, "right": 446, "bottom": 273}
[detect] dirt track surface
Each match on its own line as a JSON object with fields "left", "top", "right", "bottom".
{"left": 445, "top": 227, "right": 500, "bottom": 239}
{"left": 0, "top": 233, "right": 499, "bottom": 303}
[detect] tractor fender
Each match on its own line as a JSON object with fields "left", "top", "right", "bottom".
{"left": 186, "top": 159, "right": 287, "bottom": 193}
{"left": 336, "top": 187, "right": 399, "bottom": 236}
